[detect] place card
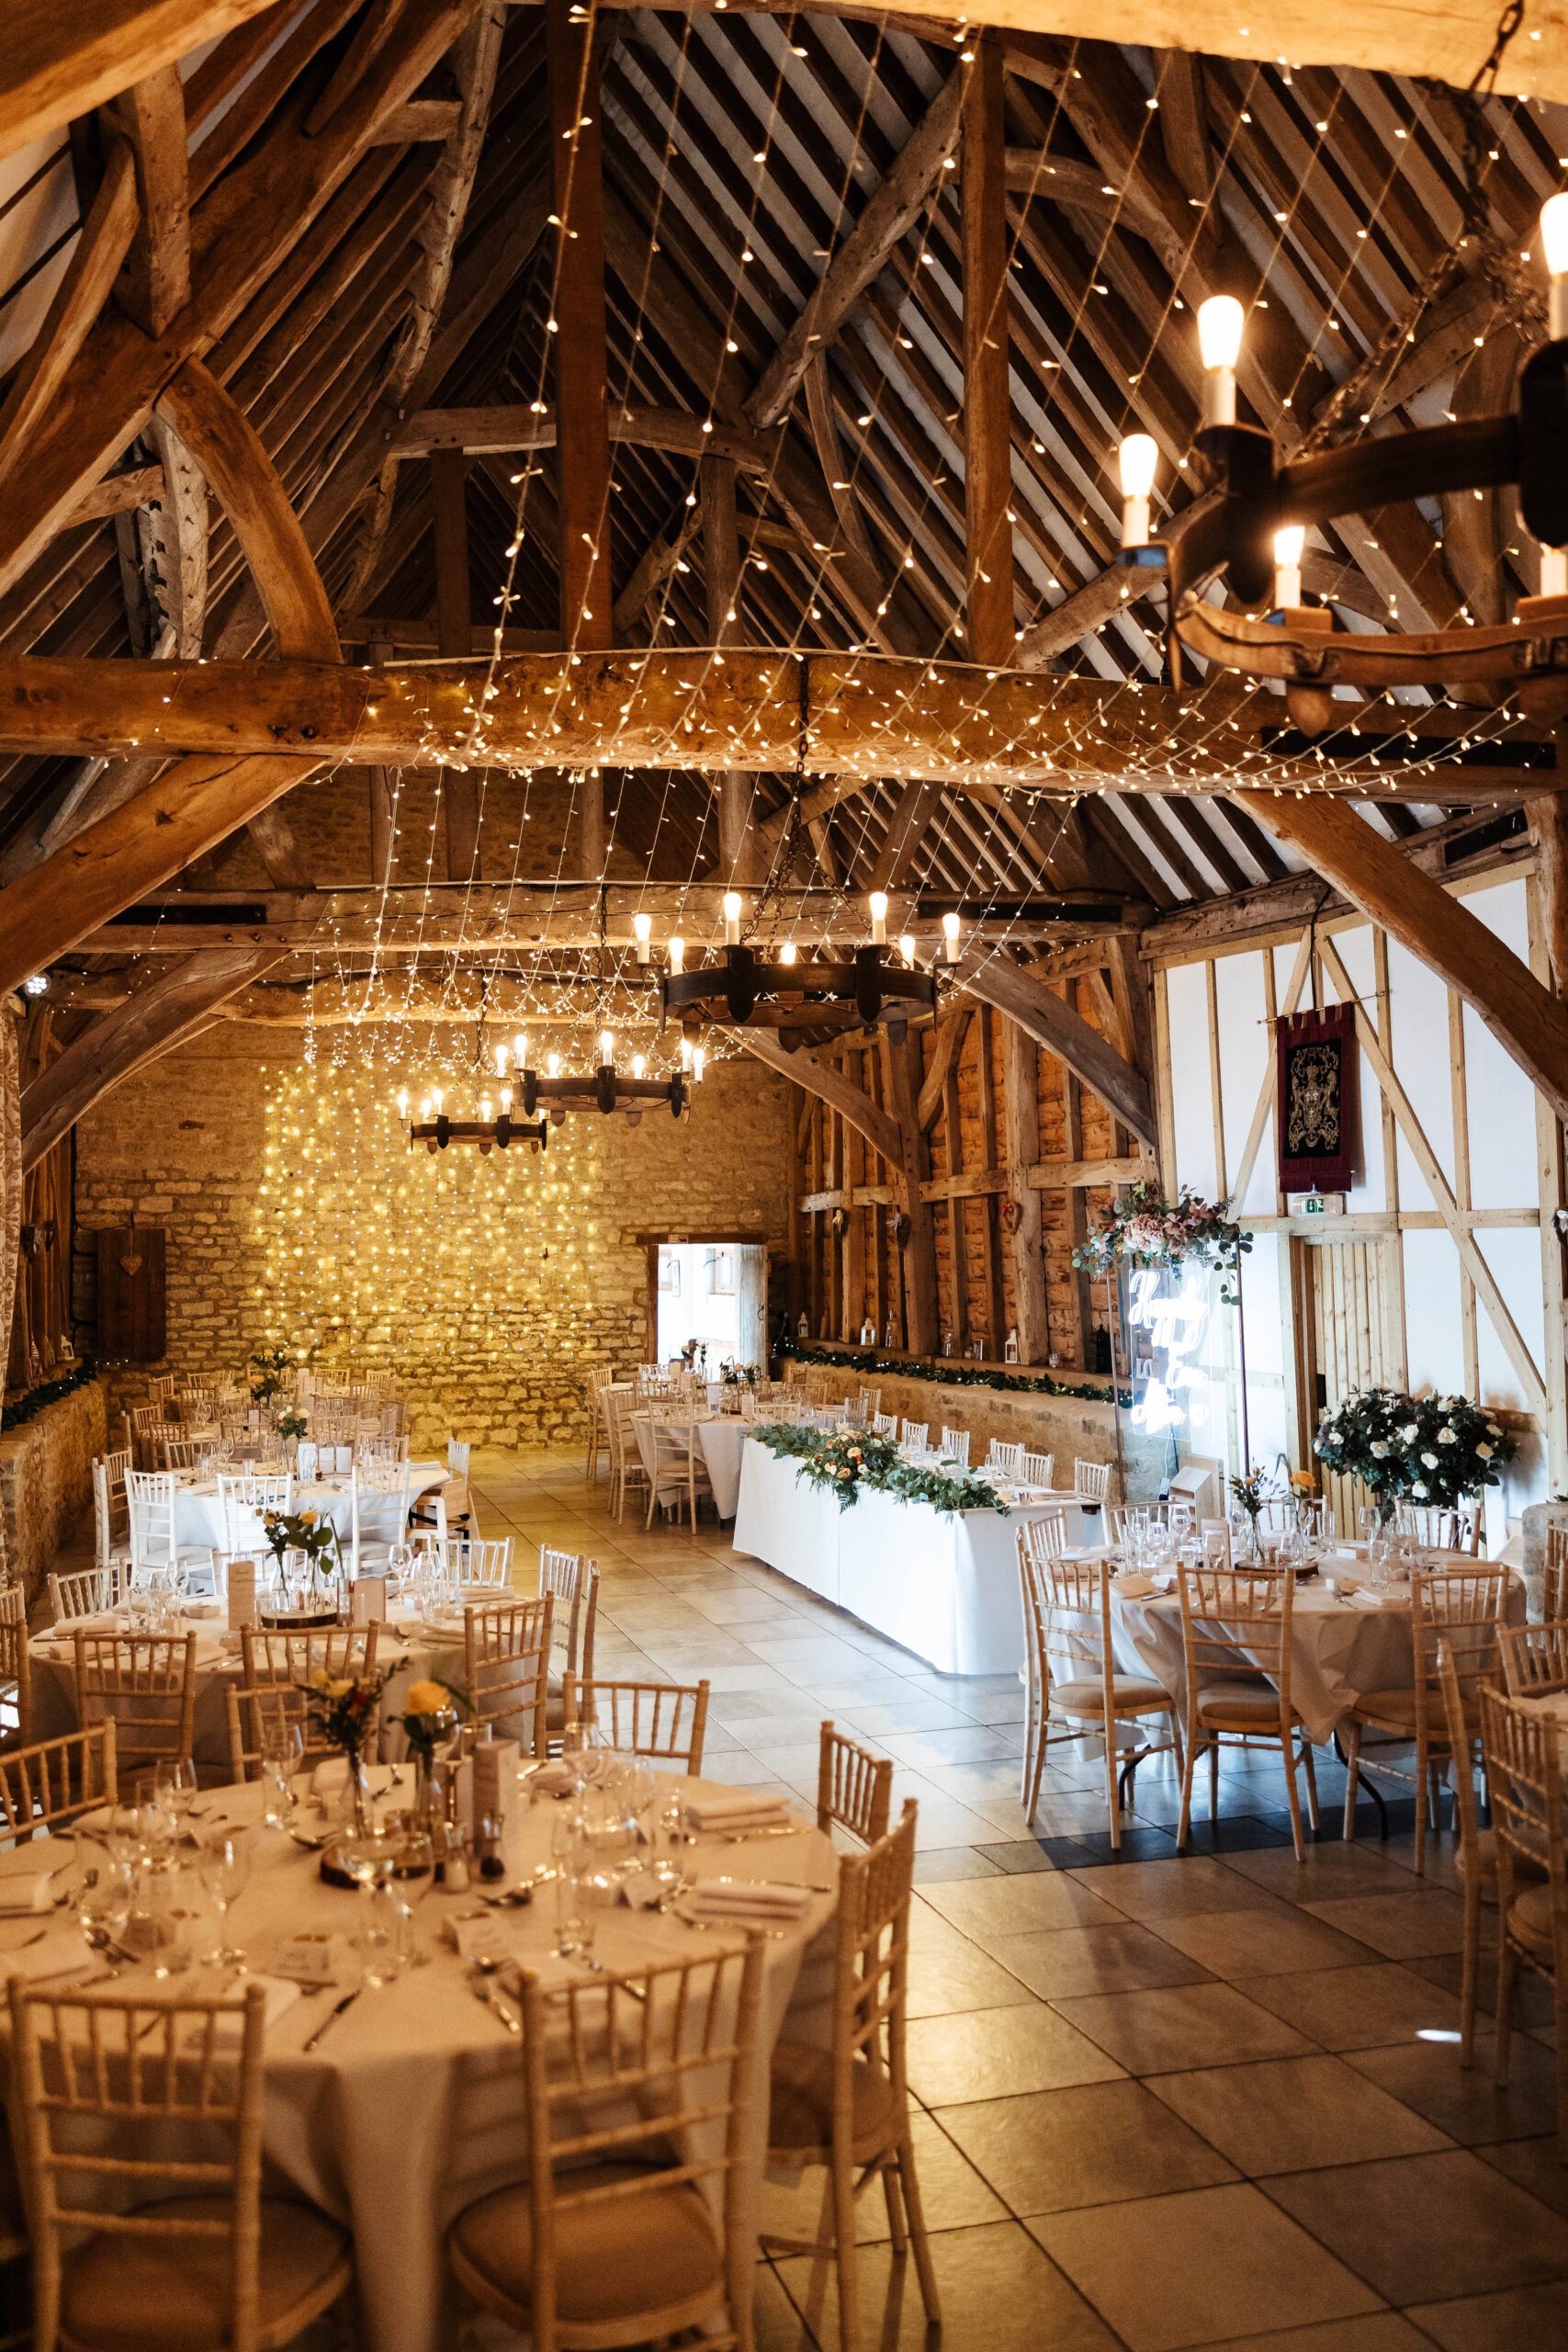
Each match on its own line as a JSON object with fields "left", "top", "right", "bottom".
{"left": 350, "top": 1577, "right": 387, "bottom": 1625}
{"left": 473, "top": 1738, "right": 518, "bottom": 1826}
{"left": 227, "top": 1559, "right": 258, "bottom": 1632}
{"left": 272, "top": 1933, "right": 345, "bottom": 1986}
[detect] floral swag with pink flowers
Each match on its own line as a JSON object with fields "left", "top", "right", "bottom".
{"left": 1070, "top": 1181, "right": 1252, "bottom": 1306}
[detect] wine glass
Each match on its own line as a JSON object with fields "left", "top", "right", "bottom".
{"left": 156, "top": 1757, "right": 199, "bottom": 1837}
{"left": 197, "top": 1829, "right": 251, "bottom": 1967}
{"left": 73, "top": 1842, "right": 133, "bottom": 1967}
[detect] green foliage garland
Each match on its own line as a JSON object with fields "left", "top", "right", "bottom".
{"left": 750, "top": 1421, "right": 1009, "bottom": 1517}
{"left": 778, "top": 1340, "right": 1132, "bottom": 1408}
{"left": 1, "top": 1359, "right": 98, "bottom": 1435}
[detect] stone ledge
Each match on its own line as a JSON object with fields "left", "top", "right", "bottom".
{"left": 0, "top": 1379, "right": 107, "bottom": 1602}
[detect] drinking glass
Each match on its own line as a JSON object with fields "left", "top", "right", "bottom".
{"left": 552, "top": 1814, "right": 597, "bottom": 1958}
{"left": 354, "top": 1886, "right": 408, "bottom": 1987}
{"left": 197, "top": 1829, "right": 251, "bottom": 1966}
{"left": 156, "top": 1757, "right": 199, "bottom": 1835}
{"left": 259, "top": 1718, "right": 304, "bottom": 1828}
{"left": 73, "top": 1842, "right": 133, "bottom": 1964}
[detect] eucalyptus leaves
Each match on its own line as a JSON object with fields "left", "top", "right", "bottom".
{"left": 750, "top": 1422, "right": 1009, "bottom": 1517}
{"left": 1313, "top": 1386, "right": 1516, "bottom": 1507}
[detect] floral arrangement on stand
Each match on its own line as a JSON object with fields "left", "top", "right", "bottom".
{"left": 719, "top": 1359, "right": 760, "bottom": 1388}
{"left": 750, "top": 1423, "right": 1008, "bottom": 1517}
{"left": 249, "top": 1346, "right": 296, "bottom": 1407}
{"left": 681, "top": 1340, "right": 710, "bottom": 1374}
{"left": 276, "top": 1406, "right": 309, "bottom": 1445}
{"left": 1070, "top": 1181, "right": 1252, "bottom": 1306}
{"left": 1314, "top": 1387, "right": 1516, "bottom": 1509}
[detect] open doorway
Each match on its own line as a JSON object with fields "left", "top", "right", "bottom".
{"left": 649, "top": 1238, "right": 767, "bottom": 1373}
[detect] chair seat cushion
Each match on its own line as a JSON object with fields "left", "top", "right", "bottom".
{"left": 768, "top": 2041, "right": 898, "bottom": 2152}
{"left": 1195, "top": 1677, "right": 1283, "bottom": 1726}
{"left": 1508, "top": 1882, "right": 1562, "bottom": 1959}
{"left": 1354, "top": 1687, "right": 1477, "bottom": 1733}
{"left": 1050, "top": 1677, "right": 1171, "bottom": 1717}
{"left": 62, "top": 2196, "right": 348, "bottom": 2352}
{"left": 449, "top": 2163, "right": 722, "bottom": 2326}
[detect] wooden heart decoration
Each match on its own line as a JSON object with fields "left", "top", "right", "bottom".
{"left": 118, "top": 1253, "right": 143, "bottom": 1277}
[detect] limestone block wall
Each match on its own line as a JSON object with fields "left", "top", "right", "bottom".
{"left": 0, "top": 1379, "right": 107, "bottom": 1602}
{"left": 73, "top": 1025, "right": 793, "bottom": 1451}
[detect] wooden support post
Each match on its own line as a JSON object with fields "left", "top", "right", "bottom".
{"left": 110, "top": 66, "right": 190, "bottom": 338}
{"left": 842, "top": 1048, "right": 866, "bottom": 1338}
{"left": 827, "top": 1100, "right": 843, "bottom": 1340}
{"left": 868, "top": 1045, "right": 889, "bottom": 1340}
{"left": 942, "top": 1058, "right": 970, "bottom": 1354}
{"left": 976, "top": 1003, "right": 1007, "bottom": 1354}
{"left": 808, "top": 1098, "right": 824, "bottom": 1339}
{"left": 1002, "top": 1015, "right": 1050, "bottom": 1363}
{"left": 1531, "top": 780, "right": 1568, "bottom": 998}
{"left": 702, "top": 451, "right": 756, "bottom": 885}
{"left": 788, "top": 1080, "right": 806, "bottom": 1340}
{"left": 1449, "top": 985, "right": 1480, "bottom": 1400}
{"left": 961, "top": 31, "right": 1013, "bottom": 667}
{"left": 1529, "top": 876, "right": 1568, "bottom": 1493}
{"left": 1372, "top": 930, "right": 1407, "bottom": 1388}
{"left": 886, "top": 1030, "right": 940, "bottom": 1356}
{"left": 432, "top": 446, "right": 479, "bottom": 882}
{"left": 1062, "top": 1041, "right": 1093, "bottom": 1371}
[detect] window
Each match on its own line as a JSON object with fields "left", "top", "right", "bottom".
{"left": 657, "top": 1250, "right": 682, "bottom": 1295}
{"left": 707, "top": 1250, "right": 736, "bottom": 1296}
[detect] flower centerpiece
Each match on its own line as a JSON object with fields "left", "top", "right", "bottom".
{"left": 248, "top": 1345, "right": 294, "bottom": 1408}
{"left": 388, "top": 1678, "right": 468, "bottom": 1834}
{"left": 719, "top": 1359, "right": 759, "bottom": 1390}
{"left": 1071, "top": 1181, "right": 1252, "bottom": 1306}
{"left": 299, "top": 1667, "right": 389, "bottom": 1838}
{"left": 681, "top": 1339, "right": 709, "bottom": 1375}
{"left": 750, "top": 1422, "right": 1008, "bottom": 1518}
{"left": 262, "top": 1506, "right": 344, "bottom": 1623}
{"left": 1314, "top": 1386, "right": 1516, "bottom": 1510}
{"left": 1227, "top": 1463, "right": 1279, "bottom": 1559}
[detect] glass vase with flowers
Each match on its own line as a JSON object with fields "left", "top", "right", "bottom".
{"left": 262, "top": 1507, "right": 344, "bottom": 1624}
{"left": 388, "top": 1678, "right": 468, "bottom": 1838}
{"left": 299, "top": 1667, "right": 389, "bottom": 1859}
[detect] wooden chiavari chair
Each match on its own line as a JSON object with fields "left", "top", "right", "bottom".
{"left": 561, "top": 1674, "right": 708, "bottom": 1774}
{"left": 645, "top": 1417, "right": 712, "bottom": 1530}
{"left": 1074, "top": 1457, "right": 1113, "bottom": 1506}
{"left": 1018, "top": 1510, "right": 1073, "bottom": 1568}
{"left": 762, "top": 1805, "right": 940, "bottom": 2352}
{"left": 1022, "top": 1449, "right": 1055, "bottom": 1489}
{"left": 1435, "top": 1644, "right": 1543, "bottom": 2070}
{"left": 1499, "top": 1619, "right": 1568, "bottom": 1698}
{"left": 1397, "top": 1502, "right": 1481, "bottom": 1556}
{"left": 0, "top": 1724, "right": 117, "bottom": 1843}
{"left": 446, "top": 1944, "right": 765, "bottom": 2351}
{"left": 465, "top": 1598, "right": 552, "bottom": 1754}
{"left": 8, "top": 1979, "right": 355, "bottom": 2352}
{"left": 1019, "top": 1541, "right": 1182, "bottom": 1844}
{"left": 938, "top": 1427, "right": 970, "bottom": 1466}
{"left": 582, "top": 1369, "right": 616, "bottom": 1486}
{"left": 604, "top": 1389, "right": 650, "bottom": 1524}
{"left": 0, "top": 1593, "right": 33, "bottom": 1755}
{"left": 1480, "top": 1682, "right": 1568, "bottom": 2151}
{"left": 1341, "top": 1566, "right": 1506, "bottom": 1875}
{"left": 1543, "top": 1521, "right": 1568, "bottom": 1623}
{"left": 241, "top": 1624, "right": 378, "bottom": 1692}
{"left": 49, "top": 1566, "right": 127, "bottom": 1624}
{"left": 1176, "top": 1564, "right": 1319, "bottom": 1862}
{"left": 817, "top": 1719, "right": 892, "bottom": 1845}
{"left": 73, "top": 1632, "right": 197, "bottom": 1773}
{"left": 538, "top": 1548, "right": 599, "bottom": 1746}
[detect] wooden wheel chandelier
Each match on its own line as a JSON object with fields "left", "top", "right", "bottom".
{"left": 404, "top": 1030, "right": 686, "bottom": 1154}
{"left": 1116, "top": 195, "right": 1568, "bottom": 733}
{"left": 657, "top": 891, "right": 954, "bottom": 1049}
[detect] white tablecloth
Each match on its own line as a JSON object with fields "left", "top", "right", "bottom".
{"left": 631, "top": 1413, "right": 748, "bottom": 1519}
{"left": 1108, "top": 1567, "right": 1529, "bottom": 1746}
{"left": 0, "top": 1775, "right": 835, "bottom": 2352}
{"left": 731, "top": 1438, "right": 1083, "bottom": 1675}
{"left": 170, "top": 1463, "right": 448, "bottom": 1554}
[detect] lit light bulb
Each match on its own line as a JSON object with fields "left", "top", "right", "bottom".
{"left": 942, "top": 910, "right": 962, "bottom": 964}
{"left": 1273, "top": 525, "right": 1305, "bottom": 610}
{"left": 633, "top": 911, "right": 651, "bottom": 963}
{"left": 681, "top": 1036, "right": 694, "bottom": 1073}
{"left": 419, "top": 1097, "right": 430, "bottom": 1120}
{"left": 1544, "top": 195, "right": 1568, "bottom": 334}
{"left": 493, "top": 1043, "right": 509, "bottom": 1076}
{"left": 513, "top": 1031, "right": 527, "bottom": 1067}
{"left": 432, "top": 1087, "right": 444, "bottom": 1112}
{"left": 899, "top": 933, "right": 917, "bottom": 967}
{"left": 670, "top": 934, "right": 684, "bottom": 974}
{"left": 693, "top": 1046, "right": 706, "bottom": 1082}
{"left": 396, "top": 1089, "right": 409, "bottom": 1117}
{"left": 1118, "top": 434, "right": 1158, "bottom": 548}
{"left": 632, "top": 1054, "right": 647, "bottom": 1078}
{"left": 480, "top": 1096, "right": 492, "bottom": 1121}
{"left": 547, "top": 1053, "right": 560, "bottom": 1078}
{"left": 723, "top": 891, "right": 742, "bottom": 944}
{"left": 868, "top": 889, "right": 888, "bottom": 944}
{"left": 779, "top": 940, "right": 796, "bottom": 965}
{"left": 1197, "top": 296, "right": 1245, "bottom": 426}
{"left": 600, "top": 1029, "right": 615, "bottom": 1064}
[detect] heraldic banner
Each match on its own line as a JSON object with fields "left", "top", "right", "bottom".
{"left": 1276, "top": 1004, "right": 1357, "bottom": 1194}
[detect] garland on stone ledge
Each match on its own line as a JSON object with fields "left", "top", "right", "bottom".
{"left": 1, "top": 1359, "right": 98, "bottom": 1435}
{"left": 778, "top": 1339, "right": 1133, "bottom": 1409}
{"left": 750, "top": 1421, "right": 1010, "bottom": 1517}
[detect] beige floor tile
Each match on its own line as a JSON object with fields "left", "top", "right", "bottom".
{"left": 1031, "top": 2181, "right": 1383, "bottom": 2352}
{"left": 773, "top": 2218, "right": 1125, "bottom": 2352}
{"left": 758, "top": 2108, "right": 1007, "bottom": 2249}
{"left": 1474, "top": 2134, "right": 1568, "bottom": 2221}
{"left": 1148, "top": 2052, "right": 1450, "bottom": 2175}
{"left": 905, "top": 2001, "right": 1125, "bottom": 2105}
{"left": 917, "top": 1873, "right": 1123, "bottom": 1941}
{"left": 1067, "top": 1857, "right": 1290, "bottom": 1923}
{"left": 1264, "top": 2147, "right": 1568, "bottom": 2303}
{"left": 1300, "top": 1890, "right": 1470, "bottom": 1960}
{"left": 989, "top": 1922, "right": 1217, "bottom": 2001}
{"left": 1217, "top": 1843, "right": 1426, "bottom": 1900}
{"left": 1146, "top": 1906, "right": 1380, "bottom": 1978}
{"left": 902, "top": 1918, "right": 1044, "bottom": 2020}
{"left": 1345, "top": 2031, "right": 1564, "bottom": 2144}
{"left": 1403, "top": 2278, "right": 1568, "bottom": 2349}
{"left": 1236, "top": 1961, "right": 1465, "bottom": 2052}
{"left": 937, "top": 2077, "right": 1240, "bottom": 2214}
{"left": 1179, "top": 2319, "right": 1432, "bottom": 2352}
{"left": 1051, "top": 1981, "right": 1317, "bottom": 2075}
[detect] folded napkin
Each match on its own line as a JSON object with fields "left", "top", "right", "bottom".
{"left": 181, "top": 1977, "right": 300, "bottom": 2049}
{"left": 441, "top": 1913, "right": 509, "bottom": 1960}
{"left": 181, "top": 1601, "right": 220, "bottom": 1622}
{"left": 1347, "top": 1589, "right": 1404, "bottom": 1611}
{"left": 687, "top": 1877, "right": 810, "bottom": 1921}
{"left": 1111, "top": 1573, "right": 1159, "bottom": 1599}
{"left": 683, "top": 1792, "right": 792, "bottom": 1835}
{"left": 309, "top": 1757, "right": 395, "bottom": 1799}
{"left": 56, "top": 1611, "right": 119, "bottom": 1636}
{"left": 0, "top": 1869, "right": 58, "bottom": 1917}
{"left": 528, "top": 1762, "right": 581, "bottom": 1797}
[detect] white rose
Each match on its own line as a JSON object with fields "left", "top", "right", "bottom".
{"left": 1486, "top": 1424, "right": 1502, "bottom": 1438}
{"left": 1437, "top": 1427, "right": 1456, "bottom": 1445}
{"left": 1371, "top": 1442, "right": 1388, "bottom": 1458}
{"left": 1412, "top": 1481, "right": 1428, "bottom": 1498}
{"left": 1401, "top": 1424, "right": 1419, "bottom": 1443}
{"left": 1421, "top": 1451, "right": 1439, "bottom": 1469}
{"left": 1476, "top": 1442, "right": 1494, "bottom": 1461}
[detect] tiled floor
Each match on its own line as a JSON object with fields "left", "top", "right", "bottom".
{"left": 464, "top": 1445, "right": 1568, "bottom": 2352}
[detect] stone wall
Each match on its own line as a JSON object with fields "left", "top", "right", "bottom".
{"left": 73, "top": 1024, "right": 793, "bottom": 1452}
{"left": 784, "top": 1355, "right": 1168, "bottom": 1502}
{"left": 0, "top": 1378, "right": 107, "bottom": 1603}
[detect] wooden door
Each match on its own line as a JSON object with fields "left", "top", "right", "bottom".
{"left": 96, "top": 1227, "right": 166, "bottom": 1361}
{"left": 1305, "top": 1238, "right": 1388, "bottom": 1536}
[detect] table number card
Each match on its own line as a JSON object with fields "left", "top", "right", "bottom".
{"left": 228, "top": 1558, "right": 258, "bottom": 1631}
{"left": 350, "top": 1577, "right": 387, "bottom": 1625}
{"left": 473, "top": 1738, "right": 518, "bottom": 1826}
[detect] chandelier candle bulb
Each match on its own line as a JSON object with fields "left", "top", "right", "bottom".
{"left": 869, "top": 890, "right": 888, "bottom": 944}
{"left": 547, "top": 1054, "right": 560, "bottom": 1078}
{"left": 493, "top": 1044, "right": 509, "bottom": 1077}
{"left": 1198, "top": 296, "right": 1245, "bottom": 427}
{"left": 942, "top": 910, "right": 962, "bottom": 964}
{"left": 632, "top": 1054, "right": 646, "bottom": 1077}
{"left": 513, "top": 1033, "right": 527, "bottom": 1068}
{"left": 779, "top": 941, "right": 796, "bottom": 965}
{"left": 1542, "top": 194, "right": 1568, "bottom": 337}
{"left": 396, "top": 1090, "right": 409, "bottom": 1117}
{"left": 723, "top": 891, "right": 742, "bottom": 945}
{"left": 1273, "top": 525, "right": 1305, "bottom": 610}
{"left": 669, "top": 935, "right": 685, "bottom": 975}
{"left": 693, "top": 1046, "right": 706, "bottom": 1082}
{"left": 633, "top": 912, "right": 651, "bottom": 963}
{"left": 900, "top": 933, "right": 917, "bottom": 967}
{"left": 1118, "top": 435, "right": 1158, "bottom": 548}
{"left": 599, "top": 1030, "right": 614, "bottom": 1068}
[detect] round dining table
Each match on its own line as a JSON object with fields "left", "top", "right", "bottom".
{"left": 0, "top": 1772, "right": 838, "bottom": 2352}
{"left": 169, "top": 1463, "right": 449, "bottom": 1555}
{"left": 631, "top": 1410, "right": 749, "bottom": 1520}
